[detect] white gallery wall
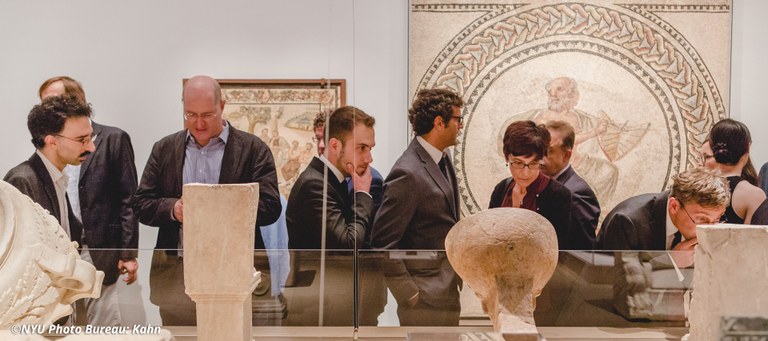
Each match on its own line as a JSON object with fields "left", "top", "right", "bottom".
{"left": 0, "top": 0, "right": 766, "bottom": 325}
{"left": 731, "top": 0, "right": 768, "bottom": 166}
{"left": 2, "top": 0, "right": 767, "bottom": 198}
{"left": 0, "top": 0, "right": 409, "bottom": 186}
{"left": 0, "top": 0, "right": 409, "bottom": 325}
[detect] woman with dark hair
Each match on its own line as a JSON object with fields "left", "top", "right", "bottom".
{"left": 701, "top": 140, "right": 758, "bottom": 185}
{"left": 489, "top": 120, "right": 574, "bottom": 249}
{"left": 708, "top": 118, "right": 766, "bottom": 224}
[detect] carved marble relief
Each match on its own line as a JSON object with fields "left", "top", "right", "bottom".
{"left": 0, "top": 181, "right": 103, "bottom": 328}
{"left": 410, "top": 1, "right": 731, "bottom": 220}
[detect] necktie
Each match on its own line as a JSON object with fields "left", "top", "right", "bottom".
{"left": 339, "top": 178, "right": 351, "bottom": 203}
{"left": 670, "top": 231, "right": 682, "bottom": 249}
{"left": 438, "top": 155, "right": 450, "bottom": 181}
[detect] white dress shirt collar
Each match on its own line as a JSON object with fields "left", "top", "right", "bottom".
{"left": 318, "top": 155, "right": 345, "bottom": 183}
{"left": 665, "top": 198, "right": 685, "bottom": 250}
{"left": 416, "top": 135, "right": 446, "bottom": 164}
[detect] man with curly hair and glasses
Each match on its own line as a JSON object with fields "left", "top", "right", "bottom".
{"left": 371, "top": 88, "right": 464, "bottom": 326}
{"left": 5, "top": 94, "right": 95, "bottom": 248}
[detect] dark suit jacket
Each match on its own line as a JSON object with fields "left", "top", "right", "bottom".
{"left": 750, "top": 198, "right": 768, "bottom": 225}
{"left": 286, "top": 157, "right": 373, "bottom": 249}
{"left": 347, "top": 166, "right": 384, "bottom": 247}
{"left": 133, "top": 124, "right": 281, "bottom": 253}
{"left": 75, "top": 122, "right": 139, "bottom": 285}
{"left": 596, "top": 191, "right": 669, "bottom": 251}
{"left": 4, "top": 153, "right": 83, "bottom": 245}
{"left": 556, "top": 166, "right": 599, "bottom": 249}
{"left": 371, "top": 138, "right": 461, "bottom": 308}
{"left": 759, "top": 162, "right": 768, "bottom": 196}
{"left": 488, "top": 176, "right": 574, "bottom": 250}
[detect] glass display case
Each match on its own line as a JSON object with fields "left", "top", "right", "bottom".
{"left": 76, "top": 248, "right": 693, "bottom": 340}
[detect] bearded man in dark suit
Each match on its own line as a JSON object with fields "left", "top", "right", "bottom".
{"left": 5, "top": 95, "right": 94, "bottom": 248}
{"left": 287, "top": 106, "right": 376, "bottom": 250}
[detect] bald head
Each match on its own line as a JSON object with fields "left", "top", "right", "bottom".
{"left": 183, "top": 75, "right": 222, "bottom": 105}
{"left": 183, "top": 75, "right": 225, "bottom": 147}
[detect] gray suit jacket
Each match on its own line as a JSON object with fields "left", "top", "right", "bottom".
{"left": 4, "top": 153, "right": 83, "bottom": 245}
{"left": 286, "top": 157, "right": 373, "bottom": 249}
{"left": 597, "top": 191, "right": 669, "bottom": 251}
{"left": 133, "top": 124, "right": 281, "bottom": 253}
{"left": 371, "top": 138, "right": 460, "bottom": 308}
{"left": 556, "top": 166, "right": 599, "bottom": 249}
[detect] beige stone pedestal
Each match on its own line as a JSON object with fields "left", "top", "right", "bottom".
{"left": 688, "top": 224, "right": 768, "bottom": 340}
{"left": 182, "top": 183, "right": 262, "bottom": 341}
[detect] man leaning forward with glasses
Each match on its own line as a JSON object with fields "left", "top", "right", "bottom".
{"left": 597, "top": 167, "right": 730, "bottom": 267}
{"left": 5, "top": 95, "right": 95, "bottom": 251}
{"left": 132, "top": 75, "right": 281, "bottom": 326}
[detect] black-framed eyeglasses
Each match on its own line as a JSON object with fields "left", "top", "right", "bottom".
{"left": 183, "top": 113, "right": 218, "bottom": 121}
{"left": 451, "top": 115, "right": 464, "bottom": 124}
{"left": 55, "top": 134, "right": 92, "bottom": 146}
{"left": 680, "top": 202, "right": 720, "bottom": 225}
{"left": 506, "top": 159, "right": 541, "bottom": 170}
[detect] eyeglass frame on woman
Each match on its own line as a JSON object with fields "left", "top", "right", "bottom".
{"left": 55, "top": 134, "right": 93, "bottom": 146}
{"left": 506, "top": 158, "right": 542, "bottom": 170}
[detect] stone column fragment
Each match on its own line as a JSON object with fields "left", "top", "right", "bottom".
{"left": 688, "top": 224, "right": 768, "bottom": 340}
{"left": 182, "top": 183, "right": 261, "bottom": 341}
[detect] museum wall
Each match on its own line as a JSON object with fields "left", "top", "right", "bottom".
{"left": 0, "top": 0, "right": 409, "bottom": 196}
{"left": 731, "top": 0, "right": 768, "bottom": 166}
{"left": 0, "top": 0, "right": 765, "bottom": 326}
{"left": 0, "top": 0, "right": 409, "bottom": 325}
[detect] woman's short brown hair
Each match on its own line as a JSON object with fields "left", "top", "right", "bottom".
{"left": 502, "top": 120, "right": 551, "bottom": 160}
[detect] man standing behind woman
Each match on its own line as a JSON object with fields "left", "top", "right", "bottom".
{"left": 702, "top": 118, "right": 765, "bottom": 224}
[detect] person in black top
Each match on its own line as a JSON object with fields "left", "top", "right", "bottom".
{"left": 707, "top": 119, "right": 765, "bottom": 224}
{"left": 489, "top": 120, "right": 574, "bottom": 250}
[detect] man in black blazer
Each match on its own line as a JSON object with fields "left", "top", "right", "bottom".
{"left": 4, "top": 95, "right": 94, "bottom": 255}
{"left": 285, "top": 107, "right": 376, "bottom": 326}
{"left": 311, "top": 110, "right": 385, "bottom": 246}
{"left": 37, "top": 76, "right": 139, "bottom": 326}
{"left": 597, "top": 168, "right": 728, "bottom": 318}
{"left": 541, "top": 120, "right": 599, "bottom": 249}
{"left": 133, "top": 75, "right": 281, "bottom": 325}
{"left": 597, "top": 167, "right": 729, "bottom": 255}
{"left": 287, "top": 106, "right": 375, "bottom": 250}
{"left": 371, "top": 88, "right": 464, "bottom": 326}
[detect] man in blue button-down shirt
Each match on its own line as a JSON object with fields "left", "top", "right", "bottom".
{"left": 133, "top": 75, "right": 281, "bottom": 325}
